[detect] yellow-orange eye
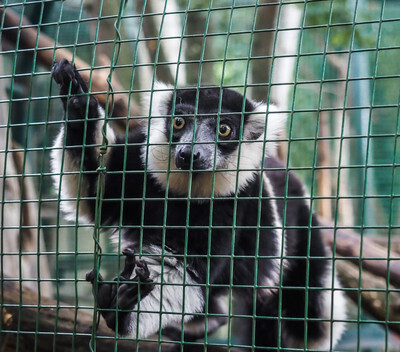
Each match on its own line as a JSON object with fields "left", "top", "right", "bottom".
{"left": 173, "top": 116, "right": 185, "bottom": 130}
{"left": 219, "top": 123, "right": 231, "bottom": 137}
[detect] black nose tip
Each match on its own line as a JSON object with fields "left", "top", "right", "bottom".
{"left": 177, "top": 147, "right": 191, "bottom": 168}
{"left": 176, "top": 147, "right": 201, "bottom": 170}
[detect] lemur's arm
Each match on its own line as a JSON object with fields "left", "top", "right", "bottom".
{"left": 51, "top": 59, "right": 119, "bottom": 223}
{"left": 52, "top": 58, "right": 108, "bottom": 156}
{"left": 51, "top": 60, "right": 152, "bottom": 334}
{"left": 51, "top": 60, "right": 205, "bottom": 339}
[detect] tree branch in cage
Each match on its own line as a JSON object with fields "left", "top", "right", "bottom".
{"left": 320, "top": 221, "right": 400, "bottom": 336}
{"left": 0, "top": 280, "right": 234, "bottom": 352}
{"left": 336, "top": 259, "right": 400, "bottom": 336}
{"left": 320, "top": 221, "right": 400, "bottom": 289}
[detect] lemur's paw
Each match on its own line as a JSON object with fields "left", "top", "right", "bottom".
{"left": 85, "top": 249, "right": 155, "bottom": 334}
{"left": 85, "top": 268, "right": 102, "bottom": 283}
{"left": 134, "top": 259, "right": 151, "bottom": 281}
{"left": 120, "top": 248, "right": 136, "bottom": 278}
{"left": 52, "top": 59, "right": 98, "bottom": 121}
{"left": 52, "top": 59, "right": 80, "bottom": 91}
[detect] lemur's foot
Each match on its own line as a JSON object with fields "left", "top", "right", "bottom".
{"left": 86, "top": 248, "right": 154, "bottom": 334}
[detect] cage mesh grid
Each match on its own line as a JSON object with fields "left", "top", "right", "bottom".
{"left": 0, "top": 0, "right": 400, "bottom": 351}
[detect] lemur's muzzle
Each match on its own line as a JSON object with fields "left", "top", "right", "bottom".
{"left": 175, "top": 145, "right": 208, "bottom": 170}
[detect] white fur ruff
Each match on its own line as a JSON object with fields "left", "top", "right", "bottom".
{"left": 140, "top": 83, "right": 286, "bottom": 198}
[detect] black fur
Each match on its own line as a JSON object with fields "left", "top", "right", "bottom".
{"left": 51, "top": 59, "right": 344, "bottom": 350}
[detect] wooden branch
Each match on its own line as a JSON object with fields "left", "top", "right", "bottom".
{"left": 320, "top": 222, "right": 400, "bottom": 336}
{"left": 1, "top": 280, "right": 140, "bottom": 351}
{"left": 136, "top": 0, "right": 174, "bottom": 84}
{"left": 0, "top": 280, "right": 231, "bottom": 352}
{"left": 250, "top": 0, "right": 279, "bottom": 101}
{"left": 336, "top": 259, "right": 400, "bottom": 336}
{"left": 320, "top": 222, "right": 400, "bottom": 288}
{"left": 0, "top": 6, "right": 141, "bottom": 118}
{"left": 316, "top": 111, "right": 332, "bottom": 218}
{"left": 372, "top": 236, "right": 400, "bottom": 255}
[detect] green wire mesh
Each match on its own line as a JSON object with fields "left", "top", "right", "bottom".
{"left": 0, "top": 0, "right": 400, "bottom": 351}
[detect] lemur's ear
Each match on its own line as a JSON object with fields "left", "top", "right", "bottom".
{"left": 141, "top": 82, "right": 174, "bottom": 117}
{"left": 244, "top": 103, "right": 287, "bottom": 141}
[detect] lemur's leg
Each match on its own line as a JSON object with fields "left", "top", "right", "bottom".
{"left": 86, "top": 248, "right": 154, "bottom": 335}
{"left": 279, "top": 221, "right": 347, "bottom": 349}
{"left": 162, "top": 293, "right": 227, "bottom": 343}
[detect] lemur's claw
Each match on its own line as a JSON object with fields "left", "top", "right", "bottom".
{"left": 120, "top": 248, "right": 136, "bottom": 279}
{"left": 85, "top": 269, "right": 95, "bottom": 283}
{"left": 51, "top": 58, "right": 76, "bottom": 87}
{"left": 85, "top": 269, "right": 104, "bottom": 284}
{"left": 135, "top": 259, "right": 151, "bottom": 281}
{"left": 52, "top": 59, "right": 98, "bottom": 122}
{"left": 122, "top": 247, "right": 135, "bottom": 259}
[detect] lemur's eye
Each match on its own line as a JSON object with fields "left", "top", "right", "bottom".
{"left": 173, "top": 116, "right": 185, "bottom": 130}
{"left": 219, "top": 123, "right": 231, "bottom": 137}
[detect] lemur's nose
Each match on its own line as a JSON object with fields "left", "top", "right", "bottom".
{"left": 176, "top": 146, "right": 201, "bottom": 170}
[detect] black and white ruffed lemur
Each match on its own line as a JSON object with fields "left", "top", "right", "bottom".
{"left": 51, "top": 59, "right": 346, "bottom": 350}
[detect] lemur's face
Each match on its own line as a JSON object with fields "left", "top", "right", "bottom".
{"left": 165, "top": 95, "right": 249, "bottom": 173}
{"left": 141, "top": 85, "right": 285, "bottom": 198}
